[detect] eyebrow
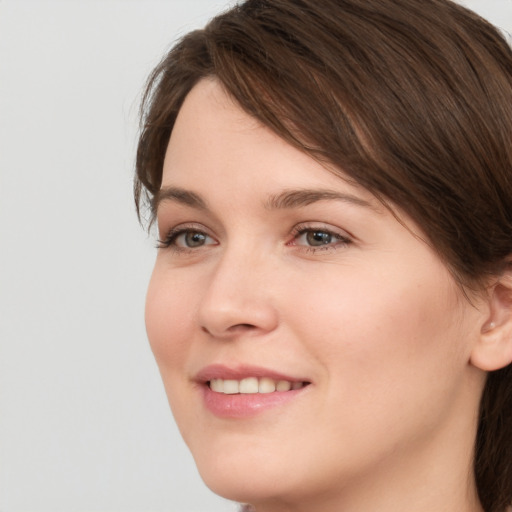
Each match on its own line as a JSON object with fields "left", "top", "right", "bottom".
{"left": 153, "top": 186, "right": 377, "bottom": 215}
{"left": 265, "top": 188, "right": 377, "bottom": 211}
{"left": 153, "top": 186, "right": 208, "bottom": 214}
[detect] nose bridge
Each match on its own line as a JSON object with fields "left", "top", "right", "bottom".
{"left": 198, "top": 240, "right": 278, "bottom": 338}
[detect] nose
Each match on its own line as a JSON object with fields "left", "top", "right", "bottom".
{"left": 198, "top": 248, "right": 279, "bottom": 340}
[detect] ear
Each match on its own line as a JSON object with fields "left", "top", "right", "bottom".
{"left": 470, "top": 266, "right": 512, "bottom": 372}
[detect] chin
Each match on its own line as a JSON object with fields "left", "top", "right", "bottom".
{"left": 190, "top": 440, "right": 306, "bottom": 505}
{"left": 201, "top": 471, "right": 278, "bottom": 505}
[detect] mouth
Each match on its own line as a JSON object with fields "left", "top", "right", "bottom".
{"left": 208, "top": 377, "right": 309, "bottom": 394}
{"left": 196, "top": 365, "right": 312, "bottom": 418}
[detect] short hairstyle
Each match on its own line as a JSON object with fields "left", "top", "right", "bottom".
{"left": 134, "top": 1, "right": 512, "bottom": 510}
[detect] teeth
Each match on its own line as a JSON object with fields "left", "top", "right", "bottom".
{"left": 223, "top": 379, "right": 239, "bottom": 394}
{"left": 210, "top": 378, "right": 224, "bottom": 392}
{"left": 259, "top": 377, "right": 276, "bottom": 393}
{"left": 239, "top": 377, "right": 259, "bottom": 394}
{"left": 208, "top": 377, "right": 305, "bottom": 394}
{"left": 276, "top": 380, "right": 292, "bottom": 392}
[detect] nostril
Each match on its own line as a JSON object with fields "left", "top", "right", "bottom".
{"left": 201, "top": 322, "right": 258, "bottom": 338}
{"left": 228, "top": 323, "right": 257, "bottom": 332}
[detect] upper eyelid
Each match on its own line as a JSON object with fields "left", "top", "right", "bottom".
{"left": 291, "top": 222, "right": 354, "bottom": 239}
{"left": 291, "top": 229, "right": 351, "bottom": 246}
{"left": 158, "top": 221, "right": 211, "bottom": 236}
{"left": 294, "top": 228, "right": 349, "bottom": 239}
{"left": 157, "top": 223, "right": 217, "bottom": 248}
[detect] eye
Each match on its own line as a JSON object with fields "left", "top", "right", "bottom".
{"left": 157, "top": 226, "right": 217, "bottom": 251}
{"left": 178, "top": 231, "right": 210, "bottom": 248}
{"left": 290, "top": 224, "right": 352, "bottom": 251}
{"left": 301, "top": 230, "right": 337, "bottom": 246}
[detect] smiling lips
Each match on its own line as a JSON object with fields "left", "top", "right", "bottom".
{"left": 210, "top": 377, "right": 306, "bottom": 394}
{"left": 197, "top": 365, "right": 311, "bottom": 418}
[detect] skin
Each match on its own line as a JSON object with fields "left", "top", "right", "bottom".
{"left": 146, "top": 79, "right": 491, "bottom": 512}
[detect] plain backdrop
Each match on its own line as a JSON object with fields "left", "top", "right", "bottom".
{"left": 0, "top": 1, "right": 511, "bottom": 511}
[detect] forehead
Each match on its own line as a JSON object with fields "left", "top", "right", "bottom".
{"left": 161, "top": 79, "right": 382, "bottom": 208}
{"left": 163, "top": 78, "right": 283, "bottom": 182}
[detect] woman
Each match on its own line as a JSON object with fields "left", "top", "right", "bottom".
{"left": 135, "top": 0, "right": 512, "bottom": 511}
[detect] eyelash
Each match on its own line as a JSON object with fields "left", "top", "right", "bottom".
{"left": 156, "top": 224, "right": 214, "bottom": 252}
{"left": 289, "top": 224, "right": 352, "bottom": 253}
{"left": 156, "top": 224, "right": 352, "bottom": 253}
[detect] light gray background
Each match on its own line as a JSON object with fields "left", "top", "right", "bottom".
{"left": 1, "top": 1, "right": 511, "bottom": 511}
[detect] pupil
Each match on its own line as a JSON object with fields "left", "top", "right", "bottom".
{"left": 307, "top": 231, "right": 332, "bottom": 246}
{"left": 186, "top": 232, "right": 205, "bottom": 247}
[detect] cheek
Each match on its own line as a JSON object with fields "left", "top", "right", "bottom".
{"left": 265, "top": 262, "right": 472, "bottom": 486}
{"left": 308, "top": 255, "right": 463, "bottom": 357}
{"left": 144, "top": 266, "right": 205, "bottom": 438}
{"left": 145, "top": 266, "right": 196, "bottom": 372}
{"left": 289, "top": 258, "right": 469, "bottom": 423}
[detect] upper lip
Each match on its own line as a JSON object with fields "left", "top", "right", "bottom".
{"left": 195, "top": 364, "right": 309, "bottom": 384}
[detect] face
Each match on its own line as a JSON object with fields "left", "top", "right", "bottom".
{"left": 146, "top": 79, "right": 486, "bottom": 511}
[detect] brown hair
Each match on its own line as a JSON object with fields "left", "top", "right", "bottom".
{"left": 134, "top": 1, "right": 512, "bottom": 510}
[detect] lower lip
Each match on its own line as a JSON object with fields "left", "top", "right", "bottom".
{"left": 201, "top": 385, "right": 308, "bottom": 418}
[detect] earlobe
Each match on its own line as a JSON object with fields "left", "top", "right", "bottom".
{"left": 470, "top": 269, "right": 512, "bottom": 372}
